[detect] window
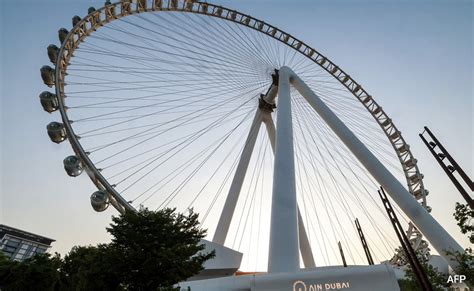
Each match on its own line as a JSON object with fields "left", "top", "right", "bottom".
{"left": 8, "top": 237, "right": 20, "bottom": 243}
{"left": 13, "top": 253, "right": 24, "bottom": 261}
{"left": 4, "top": 246, "right": 17, "bottom": 253}
{"left": 6, "top": 240, "right": 20, "bottom": 248}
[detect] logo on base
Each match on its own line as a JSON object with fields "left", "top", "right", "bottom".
{"left": 293, "top": 280, "right": 351, "bottom": 291}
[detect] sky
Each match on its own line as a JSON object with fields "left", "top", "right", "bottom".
{"left": 0, "top": 0, "right": 472, "bottom": 270}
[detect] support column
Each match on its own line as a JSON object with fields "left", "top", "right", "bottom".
{"left": 268, "top": 67, "right": 300, "bottom": 273}
{"left": 290, "top": 69, "right": 463, "bottom": 268}
{"left": 263, "top": 112, "right": 316, "bottom": 269}
{"left": 213, "top": 109, "right": 263, "bottom": 245}
{"left": 297, "top": 208, "right": 316, "bottom": 268}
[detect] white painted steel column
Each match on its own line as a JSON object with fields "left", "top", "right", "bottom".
{"left": 263, "top": 113, "right": 316, "bottom": 269}
{"left": 263, "top": 84, "right": 278, "bottom": 104}
{"left": 290, "top": 69, "right": 464, "bottom": 267}
{"left": 297, "top": 209, "right": 316, "bottom": 268}
{"left": 213, "top": 109, "right": 263, "bottom": 245}
{"left": 262, "top": 113, "right": 276, "bottom": 153}
{"left": 268, "top": 67, "right": 300, "bottom": 273}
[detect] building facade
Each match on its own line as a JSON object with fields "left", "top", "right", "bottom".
{"left": 0, "top": 224, "right": 55, "bottom": 261}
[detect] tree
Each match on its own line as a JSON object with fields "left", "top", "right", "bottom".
{"left": 60, "top": 245, "right": 121, "bottom": 291}
{"left": 398, "top": 262, "right": 448, "bottom": 291}
{"left": 0, "top": 252, "right": 62, "bottom": 291}
{"left": 453, "top": 202, "right": 474, "bottom": 244}
{"left": 396, "top": 202, "right": 474, "bottom": 290}
{"left": 106, "top": 207, "right": 214, "bottom": 290}
{"left": 391, "top": 238, "right": 448, "bottom": 290}
{"left": 445, "top": 248, "right": 474, "bottom": 288}
{"left": 0, "top": 207, "right": 214, "bottom": 290}
{"left": 447, "top": 202, "right": 474, "bottom": 288}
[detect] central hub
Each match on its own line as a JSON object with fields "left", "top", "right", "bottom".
{"left": 258, "top": 69, "right": 279, "bottom": 112}
{"left": 259, "top": 94, "right": 276, "bottom": 112}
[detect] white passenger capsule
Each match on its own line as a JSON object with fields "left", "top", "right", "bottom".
{"left": 63, "top": 155, "right": 83, "bottom": 177}
{"left": 91, "top": 190, "right": 110, "bottom": 212}
{"left": 58, "top": 28, "right": 69, "bottom": 44}
{"left": 72, "top": 15, "right": 81, "bottom": 26}
{"left": 39, "top": 91, "right": 59, "bottom": 113}
{"left": 47, "top": 45, "right": 59, "bottom": 64}
{"left": 40, "top": 66, "right": 55, "bottom": 87}
{"left": 47, "top": 122, "right": 67, "bottom": 143}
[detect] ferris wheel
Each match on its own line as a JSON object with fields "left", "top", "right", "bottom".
{"left": 40, "top": 0, "right": 462, "bottom": 273}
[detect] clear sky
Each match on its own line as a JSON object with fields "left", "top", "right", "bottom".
{"left": 1, "top": 0, "right": 472, "bottom": 270}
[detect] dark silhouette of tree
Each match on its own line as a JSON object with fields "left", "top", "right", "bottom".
{"left": 445, "top": 202, "right": 474, "bottom": 288}
{"left": 0, "top": 252, "right": 62, "bottom": 291}
{"left": 453, "top": 202, "right": 474, "bottom": 244}
{"left": 105, "top": 207, "right": 215, "bottom": 290}
{"left": 0, "top": 208, "right": 214, "bottom": 291}
{"left": 60, "top": 245, "right": 121, "bottom": 290}
{"left": 398, "top": 261, "right": 447, "bottom": 291}
{"left": 398, "top": 202, "right": 474, "bottom": 290}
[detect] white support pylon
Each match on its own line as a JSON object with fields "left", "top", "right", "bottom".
{"left": 213, "top": 109, "right": 263, "bottom": 245}
{"left": 288, "top": 68, "right": 464, "bottom": 268}
{"left": 268, "top": 67, "right": 300, "bottom": 273}
{"left": 262, "top": 112, "right": 316, "bottom": 269}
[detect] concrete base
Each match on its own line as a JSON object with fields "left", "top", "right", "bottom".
{"left": 187, "top": 239, "right": 243, "bottom": 281}
{"left": 179, "top": 264, "right": 400, "bottom": 291}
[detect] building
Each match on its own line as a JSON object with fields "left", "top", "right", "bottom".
{"left": 0, "top": 224, "right": 55, "bottom": 262}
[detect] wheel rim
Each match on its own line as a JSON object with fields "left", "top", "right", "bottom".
{"left": 48, "top": 0, "right": 429, "bottom": 267}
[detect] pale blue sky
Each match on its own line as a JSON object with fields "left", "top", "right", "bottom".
{"left": 1, "top": 0, "right": 472, "bottom": 268}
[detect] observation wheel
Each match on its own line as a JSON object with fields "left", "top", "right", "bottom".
{"left": 39, "top": 0, "right": 461, "bottom": 272}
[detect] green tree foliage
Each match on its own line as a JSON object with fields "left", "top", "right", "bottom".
{"left": 398, "top": 262, "right": 448, "bottom": 291}
{"left": 397, "top": 202, "right": 474, "bottom": 290}
{"left": 60, "top": 245, "right": 121, "bottom": 290}
{"left": 106, "top": 207, "right": 215, "bottom": 290}
{"left": 447, "top": 202, "right": 474, "bottom": 288}
{"left": 0, "top": 208, "right": 214, "bottom": 291}
{"left": 392, "top": 239, "right": 447, "bottom": 290}
{"left": 0, "top": 252, "right": 62, "bottom": 291}
{"left": 453, "top": 202, "right": 474, "bottom": 244}
{"left": 445, "top": 248, "right": 474, "bottom": 288}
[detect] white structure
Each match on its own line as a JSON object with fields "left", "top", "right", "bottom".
{"left": 181, "top": 264, "right": 400, "bottom": 291}
{"left": 189, "top": 240, "right": 243, "bottom": 281}
{"left": 183, "top": 67, "right": 463, "bottom": 289}
{"left": 286, "top": 67, "right": 463, "bottom": 266}
{"left": 41, "top": 2, "right": 465, "bottom": 289}
{"left": 208, "top": 67, "right": 462, "bottom": 275}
